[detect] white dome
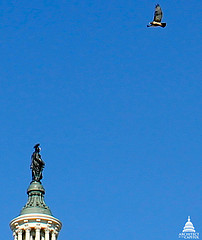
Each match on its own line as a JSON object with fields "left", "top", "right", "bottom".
{"left": 183, "top": 216, "right": 195, "bottom": 233}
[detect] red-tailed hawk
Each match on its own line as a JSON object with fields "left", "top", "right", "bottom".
{"left": 147, "top": 4, "right": 166, "bottom": 28}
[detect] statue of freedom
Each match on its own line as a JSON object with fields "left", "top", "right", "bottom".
{"left": 31, "top": 144, "right": 45, "bottom": 182}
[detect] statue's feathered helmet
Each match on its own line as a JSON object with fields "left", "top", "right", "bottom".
{"left": 34, "top": 143, "right": 40, "bottom": 151}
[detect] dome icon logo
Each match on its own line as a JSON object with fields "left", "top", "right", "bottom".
{"left": 179, "top": 217, "right": 199, "bottom": 239}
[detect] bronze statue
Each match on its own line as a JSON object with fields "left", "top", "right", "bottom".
{"left": 31, "top": 144, "right": 45, "bottom": 182}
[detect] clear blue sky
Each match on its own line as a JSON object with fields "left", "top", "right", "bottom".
{"left": 1, "top": 0, "right": 201, "bottom": 239}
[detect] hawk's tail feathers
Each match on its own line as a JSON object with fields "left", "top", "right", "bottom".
{"left": 161, "top": 23, "right": 166, "bottom": 28}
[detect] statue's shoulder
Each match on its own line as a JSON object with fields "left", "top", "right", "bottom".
{"left": 31, "top": 151, "right": 40, "bottom": 160}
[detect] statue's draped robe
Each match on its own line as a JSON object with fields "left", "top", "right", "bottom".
{"left": 31, "top": 152, "right": 45, "bottom": 182}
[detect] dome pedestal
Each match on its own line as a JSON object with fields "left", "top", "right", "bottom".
{"left": 10, "top": 181, "right": 62, "bottom": 240}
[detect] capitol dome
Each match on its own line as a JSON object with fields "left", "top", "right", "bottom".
{"left": 183, "top": 216, "right": 195, "bottom": 233}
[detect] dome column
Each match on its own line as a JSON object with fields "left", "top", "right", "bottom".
{"left": 35, "top": 226, "right": 41, "bottom": 240}
{"left": 13, "top": 232, "right": 17, "bottom": 240}
{"left": 52, "top": 230, "right": 57, "bottom": 240}
{"left": 17, "top": 229, "right": 23, "bottom": 240}
{"left": 45, "top": 228, "right": 50, "bottom": 240}
{"left": 25, "top": 227, "right": 31, "bottom": 240}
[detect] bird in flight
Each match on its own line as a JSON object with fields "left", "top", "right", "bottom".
{"left": 147, "top": 4, "right": 166, "bottom": 28}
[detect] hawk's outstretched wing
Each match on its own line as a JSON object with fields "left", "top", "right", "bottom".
{"left": 153, "top": 4, "right": 163, "bottom": 22}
